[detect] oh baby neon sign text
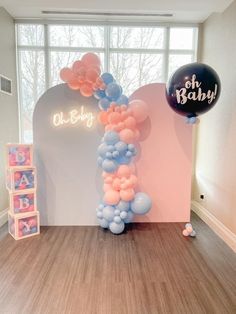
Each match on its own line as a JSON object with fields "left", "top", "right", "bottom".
{"left": 52, "top": 106, "right": 95, "bottom": 128}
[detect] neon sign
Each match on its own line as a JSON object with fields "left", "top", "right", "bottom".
{"left": 52, "top": 106, "right": 95, "bottom": 128}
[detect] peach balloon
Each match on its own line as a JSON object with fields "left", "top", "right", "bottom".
{"left": 86, "top": 68, "right": 99, "bottom": 83}
{"left": 105, "top": 125, "right": 113, "bottom": 131}
{"left": 134, "top": 129, "right": 140, "bottom": 141}
{"left": 130, "top": 174, "right": 138, "bottom": 186}
{"left": 120, "top": 189, "right": 135, "bottom": 202}
{"left": 182, "top": 229, "right": 189, "bottom": 237}
{"left": 80, "top": 83, "right": 93, "bottom": 97}
{"left": 112, "top": 178, "right": 121, "bottom": 191}
{"left": 104, "top": 190, "right": 120, "bottom": 205}
{"left": 108, "top": 112, "right": 122, "bottom": 124}
{"left": 98, "top": 111, "right": 109, "bottom": 125}
{"left": 103, "top": 183, "right": 112, "bottom": 192}
{"left": 124, "top": 116, "right": 136, "bottom": 129}
{"left": 68, "top": 79, "right": 80, "bottom": 90}
{"left": 119, "top": 128, "right": 135, "bottom": 144}
{"left": 81, "top": 53, "right": 101, "bottom": 67}
{"left": 117, "top": 165, "right": 132, "bottom": 178}
{"left": 129, "top": 99, "right": 148, "bottom": 123}
{"left": 60, "top": 68, "right": 74, "bottom": 82}
{"left": 72, "top": 60, "right": 84, "bottom": 74}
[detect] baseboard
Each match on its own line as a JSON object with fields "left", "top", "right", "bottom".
{"left": 0, "top": 208, "right": 8, "bottom": 228}
{"left": 191, "top": 200, "right": 236, "bottom": 253}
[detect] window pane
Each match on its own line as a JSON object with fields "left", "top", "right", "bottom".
{"left": 50, "top": 51, "right": 104, "bottom": 87}
{"left": 110, "top": 53, "right": 164, "bottom": 96}
{"left": 49, "top": 25, "right": 105, "bottom": 47}
{"left": 169, "top": 28, "right": 195, "bottom": 50}
{"left": 17, "top": 24, "right": 44, "bottom": 46}
{"left": 168, "top": 54, "right": 193, "bottom": 78}
{"left": 111, "top": 27, "right": 165, "bottom": 49}
{"left": 19, "top": 50, "right": 45, "bottom": 143}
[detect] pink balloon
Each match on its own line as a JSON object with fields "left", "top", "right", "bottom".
{"left": 134, "top": 129, "right": 140, "bottom": 141}
{"left": 112, "top": 178, "right": 121, "bottom": 191}
{"left": 86, "top": 68, "right": 100, "bottom": 83}
{"left": 18, "top": 221, "right": 25, "bottom": 230}
{"left": 117, "top": 165, "right": 132, "bottom": 178}
{"left": 104, "top": 190, "right": 120, "bottom": 205}
{"left": 104, "top": 176, "right": 113, "bottom": 184}
{"left": 103, "top": 183, "right": 112, "bottom": 192}
{"left": 81, "top": 53, "right": 101, "bottom": 67}
{"left": 119, "top": 128, "right": 135, "bottom": 144}
{"left": 28, "top": 218, "right": 37, "bottom": 228}
{"left": 124, "top": 116, "right": 136, "bottom": 129}
{"left": 130, "top": 174, "right": 138, "bottom": 187}
{"left": 129, "top": 99, "right": 148, "bottom": 123}
{"left": 68, "top": 79, "right": 80, "bottom": 90}
{"left": 98, "top": 111, "right": 109, "bottom": 125}
{"left": 182, "top": 229, "right": 190, "bottom": 237}
{"left": 120, "top": 189, "right": 135, "bottom": 202}
{"left": 108, "top": 112, "right": 122, "bottom": 124}
{"left": 72, "top": 60, "right": 84, "bottom": 74}
{"left": 60, "top": 68, "right": 74, "bottom": 82}
{"left": 80, "top": 83, "right": 93, "bottom": 97}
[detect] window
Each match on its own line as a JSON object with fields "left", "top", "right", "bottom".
{"left": 17, "top": 23, "right": 198, "bottom": 143}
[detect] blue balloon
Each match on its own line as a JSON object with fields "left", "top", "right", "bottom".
{"left": 186, "top": 116, "right": 197, "bottom": 124}
{"left": 112, "top": 151, "right": 119, "bottom": 158}
{"left": 98, "top": 98, "right": 111, "bottom": 111}
{"left": 97, "top": 156, "right": 103, "bottom": 166}
{"left": 105, "top": 152, "right": 113, "bottom": 159}
{"left": 94, "top": 89, "right": 106, "bottom": 100}
{"left": 98, "top": 142, "right": 109, "bottom": 158}
{"left": 116, "top": 200, "right": 130, "bottom": 211}
{"left": 107, "top": 145, "right": 115, "bottom": 152}
{"left": 124, "top": 211, "right": 134, "bottom": 223}
{"left": 120, "top": 211, "right": 128, "bottom": 219}
{"left": 97, "top": 211, "right": 103, "bottom": 219}
{"left": 102, "top": 206, "right": 115, "bottom": 221}
{"left": 114, "top": 216, "right": 122, "bottom": 224}
{"left": 126, "top": 151, "right": 133, "bottom": 158}
{"left": 128, "top": 144, "right": 135, "bottom": 152}
{"left": 116, "top": 155, "right": 131, "bottom": 165}
{"left": 102, "top": 159, "right": 118, "bottom": 172}
{"left": 131, "top": 192, "right": 152, "bottom": 215}
{"left": 104, "top": 131, "right": 120, "bottom": 145}
{"left": 115, "top": 141, "right": 128, "bottom": 154}
{"left": 105, "top": 83, "right": 122, "bottom": 101}
{"left": 109, "top": 221, "right": 125, "bottom": 234}
{"left": 98, "top": 218, "right": 109, "bottom": 229}
{"left": 116, "top": 94, "right": 129, "bottom": 105}
{"left": 101, "top": 72, "right": 114, "bottom": 85}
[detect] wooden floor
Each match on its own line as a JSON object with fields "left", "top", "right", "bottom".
{"left": 0, "top": 212, "right": 236, "bottom": 314}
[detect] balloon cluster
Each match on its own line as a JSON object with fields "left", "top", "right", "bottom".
{"left": 182, "top": 223, "right": 196, "bottom": 237}
{"left": 60, "top": 53, "right": 103, "bottom": 97}
{"left": 59, "top": 52, "right": 152, "bottom": 235}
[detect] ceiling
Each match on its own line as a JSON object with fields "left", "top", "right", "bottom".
{"left": 0, "top": 0, "right": 233, "bottom": 23}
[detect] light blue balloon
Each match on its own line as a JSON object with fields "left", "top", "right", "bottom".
{"left": 107, "top": 145, "right": 115, "bottom": 152}
{"left": 104, "top": 131, "right": 120, "bottom": 145}
{"left": 120, "top": 211, "right": 128, "bottom": 219}
{"left": 116, "top": 155, "right": 131, "bottom": 165}
{"left": 94, "top": 89, "right": 106, "bottom": 100}
{"left": 126, "top": 151, "right": 133, "bottom": 157}
{"left": 102, "top": 159, "right": 118, "bottom": 172}
{"left": 105, "top": 83, "right": 122, "bottom": 101}
{"left": 186, "top": 116, "right": 197, "bottom": 124}
{"left": 116, "top": 95, "right": 129, "bottom": 105}
{"left": 124, "top": 211, "right": 134, "bottom": 223}
{"left": 98, "top": 204, "right": 104, "bottom": 210}
{"left": 97, "top": 156, "right": 103, "bottom": 166}
{"left": 116, "top": 200, "right": 130, "bottom": 211}
{"left": 112, "top": 151, "right": 119, "bottom": 158}
{"left": 98, "top": 142, "right": 109, "bottom": 158}
{"left": 98, "top": 218, "right": 109, "bottom": 229}
{"left": 106, "top": 152, "right": 113, "bottom": 159}
{"left": 115, "top": 141, "right": 128, "bottom": 154}
{"left": 97, "top": 211, "right": 103, "bottom": 219}
{"left": 114, "top": 216, "right": 122, "bottom": 224}
{"left": 109, "top": 221, "right": 125, "bottom": 234}
{"left": 101, "top": 72, "right": 114, "bottom": 85}
{"left": 131, "top": 192, "right": 152, "bottom": 215}
{"left": 102, "top": 206, "right": 115, "bottom": 221}
{"left": 114, "top": 209, "right": 121, "bottom": 216}
{"left": 98, "top": 98, "right": 110, "bottom": 111}
{"left": 128, "top": 144, "right": 135, "bottom": 152}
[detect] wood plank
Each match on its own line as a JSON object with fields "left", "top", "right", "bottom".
{"left": 0, "top": 212, "right": 235, "bottom": 314}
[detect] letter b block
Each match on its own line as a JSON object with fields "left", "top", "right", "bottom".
{"left": 9, "top": 190, "right": 36, "bottom": 214}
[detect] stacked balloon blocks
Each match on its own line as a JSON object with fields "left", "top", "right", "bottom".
{"left": 6, "top": 144, "right": 40, "bottom": 240}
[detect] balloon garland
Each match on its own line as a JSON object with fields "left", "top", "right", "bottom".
{"left": 60, "top": 53, "right": 152, "bottom": 234}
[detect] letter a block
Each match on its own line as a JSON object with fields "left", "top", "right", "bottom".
{"left": 9, "top": 189, "right": 36, "bottom": 214}
{"left": 6, "top": 167, "right": 36, "bottom": 192}
{"left": 6, "top": 144, "right": 33, "bottom": 167}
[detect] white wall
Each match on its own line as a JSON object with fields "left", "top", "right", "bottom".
{"left": 0, "top": 7, "right": 19, "bottom": 214}
{"left": 193, "top": 0, "right": 236, "bottom": 234}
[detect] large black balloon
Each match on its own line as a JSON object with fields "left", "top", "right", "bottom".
{"left": 166, "top": 63, "right": 221, "bottom": 117}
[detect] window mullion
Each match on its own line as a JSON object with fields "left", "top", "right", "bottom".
{"left": 44, "top": 24, "right": 50, "bottom": 89}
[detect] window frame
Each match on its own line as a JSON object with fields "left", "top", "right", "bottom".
{"left": 16, "top": 20, "right": 199, "bottom": 142}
